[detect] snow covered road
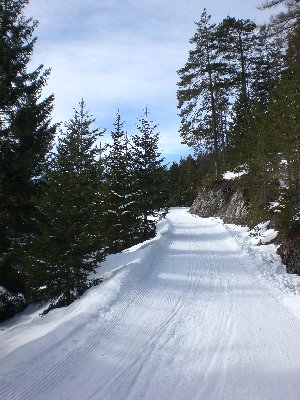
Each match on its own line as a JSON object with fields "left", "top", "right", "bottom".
{"left": 1, "top": 208, "right": 300, "bottom": 400}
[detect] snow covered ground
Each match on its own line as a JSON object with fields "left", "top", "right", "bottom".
{"left": 1, "top": 208, "right": 300, "bottom": 400}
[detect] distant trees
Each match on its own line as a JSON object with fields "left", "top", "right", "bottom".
{"left": 0, "top": 0, "right": 56, "bottom": 293}
{"left": 165, "top": 153, "right": 214, "bottom": 207}
{"left": 131, "top": 110, "right": 168, "bottom": 240}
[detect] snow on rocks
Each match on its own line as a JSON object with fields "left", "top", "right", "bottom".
{"left": 0, "top": 287, "right": 26, "bottom": 323}
{"left": 223, "top": 167, "right": 248, "bottom": 180}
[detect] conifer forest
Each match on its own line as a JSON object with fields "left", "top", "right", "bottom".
{"left": 0, "top": 0, "right": 299, "bottom": 316}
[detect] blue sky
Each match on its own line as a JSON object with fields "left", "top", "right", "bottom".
{"left": 25, "top": 0, "right": 272, "bottom": 164}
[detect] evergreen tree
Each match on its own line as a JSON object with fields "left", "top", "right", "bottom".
{"left": 165, "top": 161, "right": 180, "bottom": 206}
{"left": 167, "top": 156, "right": 198, "bottom": 206}
{"left": 250, "top": 25, "right": 283, "bottom": 106}
{"left": 216, "top": 17, "right": 258, "bottom": 165}
{"left": 229, "top": 19, "right": 299, "bottom": 228}
{"left": 104, "top": 111, "right": 139, "bottom": 252}
{"left": 131, "top": 109, "right": 168, "bottom": 241}
{"left": 26, "top": 101, "right": 106, "bottom": 310}
{"left": 177, "top": 9, "right": 228, "bottom": 177}
{"left": 165, "top": 153, "right": 214, "bottom": 207}
{"left": 217, "top": 17, "right": 257, "bottom": 100}
{"left": 0, "top": 0, "right": 56, "bottom": 293}
{"left": 269, "top": 24, "right": 300, "bottom": 231}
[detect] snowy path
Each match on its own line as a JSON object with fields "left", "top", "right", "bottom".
{"left": 1, "top": 208, "right": 300, "bottom": 400}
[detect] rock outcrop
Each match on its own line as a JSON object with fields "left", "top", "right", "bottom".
{"left": 0, "top": 287, "right": 27, "bottom": 322}
{"left": 190, "top": 180, "right": 249, "bottom": 225}
{"left": 277, "top": 234, "right": 300, "bottom": 276}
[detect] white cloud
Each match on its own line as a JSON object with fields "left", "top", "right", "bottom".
{"left": 26, "top": 0, "right": 271, "bottom": 160}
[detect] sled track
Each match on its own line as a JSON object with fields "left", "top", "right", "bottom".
{"left": 1, "top": 209, "right": 300, "bottom": 400}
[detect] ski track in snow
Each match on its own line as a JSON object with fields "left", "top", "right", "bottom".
{"left": 1, "top": 208, "right": 300, "bottom": 400}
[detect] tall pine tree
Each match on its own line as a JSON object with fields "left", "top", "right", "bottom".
{"left": 177, "top": 10, "right": 232, "bottom": 177}
{"left": 0, "top": 0, "right": 56, "bottom": 293}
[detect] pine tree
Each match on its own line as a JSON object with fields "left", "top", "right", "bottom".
{"left": 104, "top": 111, "right": 139, "bottom": 252}
{"left": 177, "top": 9, "right": 229, "bottom": 178}
{"left": 0, "top": 0, "right": 56, "bottom": 293}
{"left": 270, "top": 24, "right": 300, "bottom": 232}
{"left": 216, "top": 17, "right": 258, "bottom": 166}
{"left": 250, "top": 25, "right": 283, "bottom": 106}
{"left": 131, "top": 109, "right": 168, "bottom": 241}
{"left": 231, "top": 21, "right": 299, "bottom": 228}
{"left": 26, "top": 101, "right": 106, "bottom": 310}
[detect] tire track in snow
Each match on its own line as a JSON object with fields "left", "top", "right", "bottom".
{"left": 97, "top": 228, "right": 221, "bottom": 399}
{"left": 1, "top": 209, "right": 300, "bottom": 400}
{"left": 0, "top": 246, "right": 161, "bottom": 400}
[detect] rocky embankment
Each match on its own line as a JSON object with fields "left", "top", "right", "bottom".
{"left": 0, "top": 287, "right": 26, "bottom": 323}
{"left": 190, "top": 180, "right": 300, "bottom": 276}
{"left": 277, "top": 235, "right": 300, "bottom": 275}
{"left": 190, "top": 180, "right": 249, "bottom": 225}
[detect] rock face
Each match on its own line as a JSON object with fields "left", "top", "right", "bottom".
{"left": 190, "top": 180, "right": 249, "bottom": 225}
{"left": 0, "top": 287, "right": 27, "bottom": 323}
{"left": 277, "top": 235, "right": 300, "bottom": 276}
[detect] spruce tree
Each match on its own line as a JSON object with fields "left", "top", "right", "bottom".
{"left": 131, "top": 109, "right": 168, "bottom": 241}
{"left": 104, "top": 111, "right": 139, "bottom": 252}
{"left": 0, "top": 0, "right": 56, "bottom": 293}
{"left": 26, "top": 101, "right": 106, "bottom": 310}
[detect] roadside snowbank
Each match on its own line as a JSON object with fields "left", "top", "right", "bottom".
{"left": 0, "top": 216, "right": 171, "bottom": 358}
{"left": 224, "top": 219, "right": 300, "bottom": 319}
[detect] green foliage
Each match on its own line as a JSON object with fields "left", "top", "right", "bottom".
{"left": 268, "top": 24, "right": 300, "bottom": 233}
{"left": 26, "top": 101, "right": 106, "bottom": 310}
{"left": 177, "top": 9, "right": 226, "bottom": 177}
{"left": 131, "top": 109, "right": 169, "bottom": 241}
{"left": 178, "top": 6, "right": 299, "bottom": 239}
{"left": 104, "top": 111, "right": 139, "bottom": 252}
{"left": 166, "top": 153, "right": 214, "bottom": 206}
{"left": 0, "top": 0, "right": 56, "bottom": 293}
{"left": 230, "top": 22, "right": 300, "bottom": 233}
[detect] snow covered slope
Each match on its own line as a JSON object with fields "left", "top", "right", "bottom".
{"left": 1, "top": 208, "right": 300, "bottom": 400}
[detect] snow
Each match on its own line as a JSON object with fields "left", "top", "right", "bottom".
{"left": 224, "top": 220, "right": 300, "bottom": 298}
{"left": 223, "top": 168, "right": 247, "bottom": 180}
{"left": 1, "top": 208, "right": 300, "bottom": 400}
